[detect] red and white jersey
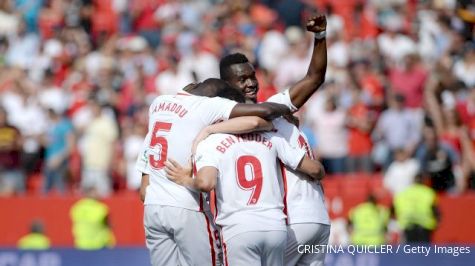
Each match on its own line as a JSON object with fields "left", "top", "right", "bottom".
{"left": 136, "top": 91, "right": 237, "bottom": 211}
{"left": 195, "top": 132, "right": 305, "bottom": 242}
{"left": 267, "top": 91, "right": 330, "bottom": 225}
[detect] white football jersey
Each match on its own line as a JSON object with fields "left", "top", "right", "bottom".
{"left": 267, "top": 91, "right": 330, "bottom": 225}
{"left": 195, "top": 132, "right": 305, "bottom": 242}
{"left": 136, "top": 91, "right": 237, "bottom": 211}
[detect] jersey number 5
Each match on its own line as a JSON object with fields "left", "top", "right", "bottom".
{"left": 236, "top": 155, "right": 263, "bottom": 205}
{"left": 149, "top": 121, "right": 172, "bottom": 170}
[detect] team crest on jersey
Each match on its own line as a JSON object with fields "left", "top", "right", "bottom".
{"left": 194, "top": 154, "right": 203, "bottom": 163}
{"left": 149, "top": 144, "right": 163, "bottom": 161}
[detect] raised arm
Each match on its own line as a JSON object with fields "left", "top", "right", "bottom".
{"left": 229, "top": 102, "right": 291, "bottom": 120}
{"left": 288, "top": 15, "right": 327, "bottom": 109}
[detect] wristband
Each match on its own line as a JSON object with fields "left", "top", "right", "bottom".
{"left": 314, "top": 31, "right": 326, "bottom": 40}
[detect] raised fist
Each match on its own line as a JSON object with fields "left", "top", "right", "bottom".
{"left": 306, "top": 15, "right": 327, "bottom": 33}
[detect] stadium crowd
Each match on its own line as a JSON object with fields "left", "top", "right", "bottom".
{"left": 0, "top": 0, "right": 474, "bottom": 198}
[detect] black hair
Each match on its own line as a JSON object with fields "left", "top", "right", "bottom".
{"left": 30, "top": 220, "right": 44, "bottom": 234}
{"left": 192, "top": 78, "right": 246, "bottom": 103}
{"left": 215, "top": 87, "right": 246, "bottom": 103}
{"left": 219, "top": 53, "right": 250, "bottom": 81}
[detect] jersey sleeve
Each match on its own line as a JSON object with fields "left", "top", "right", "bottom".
{"left": 266, "top": 89, "right": 298, "bottom": 112}
{"left": 194, "top": 137, "right": 221, "bottom": 171}
{"left": 135, "top": 134, "right": 151, "bottom": 174}
{"left": 272, "top": 134, "right": 306, "bottom": 170}
{"left": 200, "top": 97, "right": 238, "bottom": 124}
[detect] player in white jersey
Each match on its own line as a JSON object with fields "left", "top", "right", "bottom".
{"left": 136, "top": 79, "right": 292, "bottom": 266}
{"left": 270, "top": 116, "right": 331, "bottom": 266}
{"left": 218, "top": 15, "right": 330, "bottom": 266}
{"left": 166, "top": 129, "right": 324, "bottom": 266}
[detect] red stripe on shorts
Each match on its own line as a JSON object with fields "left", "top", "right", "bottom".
{"left": 279, "top": 161, "right": 289, "bottom": 224}
{"left": 203, "top": 212, "right": 216, "bottom": 266}
{"left": 223, "top": 241, "right": 229, "bottom": 266}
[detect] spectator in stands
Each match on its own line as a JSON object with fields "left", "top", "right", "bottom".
{"left": 274, "top": 27, "right": 312, "bottom": 90}
{"left": 122, "top": 119, "right": 147, "bottom": 191}
{"left": 43, "top": 109, "right": 75, "bottom": 195}
{"left": 179, "top": 40, "right": 220, "bottom": 82}
{"left": 0, "top": 0, "right": 19, "bottom": 37}
{"left": 17, "top": 220, "right": 50, "bottom": 250}
{"left": 384, "top": 149, "right": 420, "bottom": 195}
{"left": 155, "top": 55, "right": 194, "bottom": 95}
{"left": 80, "top": 98, "right": 118, "bottom": 197}
{"left": 373, "top": 94, "right": 421, "bottom": 169}
{"left": 377, "top": 16, "right": 416, "bottom": 65}
{"left": 415, "top": 126, "right": 458, "bottom": 192}
{"left": 5, "top": 20, "right": 39, "bottom": 69}
{"left": 2, "top": 76, "right": 47, "bottom": 176}
{"left": 393, "top": 174, "right": 439, "bottom": 243}
{"left": 453, "top": 44, "right": 475, "bottom": 88}
{"left": 388, "top": 54, "right": 428, "bottom": 110}
{"left": 0, "top": 106, "right": 24, "bottom": 196}
{"left": 348, "top": 195, "right": 389, "bottom": 245}
{"left": 346, "top": 87, "right": 375, "bottom": 172}
{"left": 350, "top": 60, "right": 384, "bottom": 111}
{"left": 70, "top": 186, "right": 115, "bottom": 249}
{"left": 312, "top": 95, "right": 348, "bottom": 174}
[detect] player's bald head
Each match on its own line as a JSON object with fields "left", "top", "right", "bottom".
{"left": 190, "top": 78, "right": 246, "bottom": 103}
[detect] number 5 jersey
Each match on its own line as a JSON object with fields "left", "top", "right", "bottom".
{"left": 136, "top": 91, "right": 237, "bottom": 211}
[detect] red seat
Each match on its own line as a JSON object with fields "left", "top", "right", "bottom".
{"left": 321, "top": 178, "right": 340, "bottom": 198}
{"left": 340, "top": 174, "right": 370, "bottom": 198}
{"left": 26, "top": 173, "right": 43, "bottom": 195}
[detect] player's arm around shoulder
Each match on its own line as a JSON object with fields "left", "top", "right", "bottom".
{"left": 192, "top": 116, "right": 274, "bottom": 154}
{"left": 272, "top": 132, "right": 325, "bottom": 181}
{"left": 230, "top": 102, "right": 292, "bottom": 120}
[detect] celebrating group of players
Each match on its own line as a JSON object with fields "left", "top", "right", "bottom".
{"left": 136, "top": 15, "right": 330, "bottom": 266}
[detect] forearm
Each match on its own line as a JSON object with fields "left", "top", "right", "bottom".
{"left": 181, "top": 176, "right": 213, "bottom": 192}
{"left": 205, "top": 117, "right": 273, "bottom": 135}
{"left": 289, "top": 37, "right": 327, "bottom": 109}
{"left": 230, "top": 102, "right": 291, "bottom": 120}
{"left": 297, "top": 157, "right": 326, "bottom": 181}
{"left": 140, "top": 174, "right": 150, "bottom": 202}
{"left": 307, "top": 37, "right": 327, "bottom": 82}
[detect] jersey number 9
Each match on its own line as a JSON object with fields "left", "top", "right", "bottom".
{"left": 236, "top": 155, "right": 263, "bottom": 205}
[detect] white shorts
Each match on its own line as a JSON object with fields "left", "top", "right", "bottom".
{"left": 222, "top": 230, "right": 287, "bottom": 266}
{"left": 284, "top": 223, "right": 331, "bottom": 266}
{"left": 144, "top": 205, "right": 220, "bottom": 266}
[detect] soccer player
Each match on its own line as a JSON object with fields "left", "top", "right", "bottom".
{"left": 218, "top": 15, "right": 330, "bottom": 266}
{"left": 136, "top": 78, "right": 292, "bottom": 266}
{"left": 166, "top": 128, "right": 324, "bottom": 266}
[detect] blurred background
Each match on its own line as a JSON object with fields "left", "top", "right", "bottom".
{"left": 0, "top": 0, "right": 474, "bottom": 264}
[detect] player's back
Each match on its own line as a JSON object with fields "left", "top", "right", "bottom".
{"left": 273, "top": 118, "right": 330, "bottom": 225}
{"left": 142, "top": 92, "right": 236, "bottom": 211}
{"left": 195, "top": 131, "right": 305, "bottom": 242}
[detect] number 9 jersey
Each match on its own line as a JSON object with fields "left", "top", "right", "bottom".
{"left": 194, "top": 132, "right": 306, "bottom": 242}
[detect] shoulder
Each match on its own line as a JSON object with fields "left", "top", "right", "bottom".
{"left": 198, "top": 134, "right": 226, "bottom": 150}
